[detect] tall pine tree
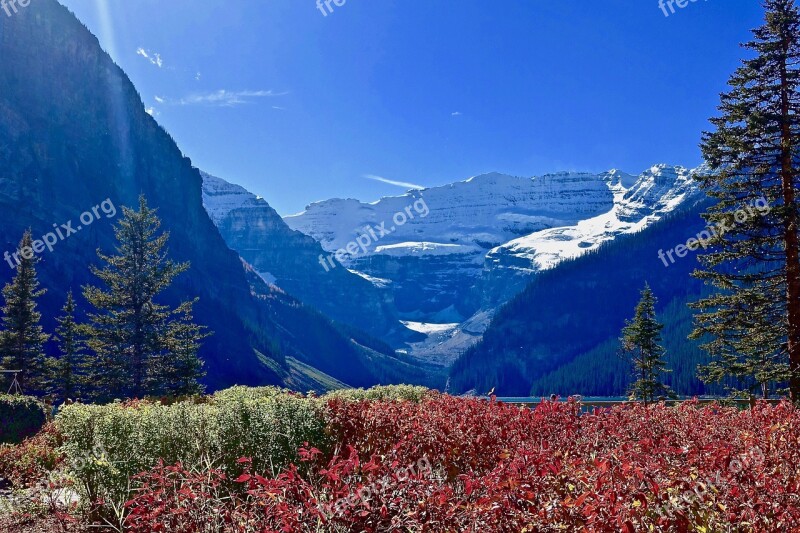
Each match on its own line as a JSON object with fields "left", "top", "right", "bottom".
{"left": 0, "top": 231, "right": 49, "bottom": 395}
{"left": 691, "top": 0, "right": 800, "bottom": 401}
{"left": 83, "top": 196, "right": 207, "bottom": 401}
{"left": 48, "top": 291, "right": 87, "bottom": 401}
{"left": 620, "top": 284, "right": 673, "bottom": 405}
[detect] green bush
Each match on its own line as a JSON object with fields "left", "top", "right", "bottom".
{"left": 0, "top": 395, "right": 48, "bottom": 444}
{"left": 324, "top": 384, "right": 431, "bottom": 403}
{"left": 54, "top": 389, "right": 328, "bottom": 518}
{"left": 52, "top": 385, "right": 430, "bottom": 522}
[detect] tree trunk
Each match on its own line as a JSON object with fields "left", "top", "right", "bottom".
{"left": 779, "top": 36, "right": 800, "bottom": 404}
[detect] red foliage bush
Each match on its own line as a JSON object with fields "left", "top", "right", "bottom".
{"left": 0, "top": 422, "right": 63, "bottom": 488}
{"left": 124, "top": 396, "right": 800, "bottom": 532}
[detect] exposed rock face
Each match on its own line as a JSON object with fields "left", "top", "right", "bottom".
{"left": 201, "top": 173, "right": 405, "bottom": 341}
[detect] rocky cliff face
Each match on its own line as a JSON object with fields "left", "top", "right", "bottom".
{"left": 201, "top": 173, "right": 406, "bottom": 341}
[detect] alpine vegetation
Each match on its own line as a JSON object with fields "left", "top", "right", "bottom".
{"left": 0, "top": 197, "right": 208, "bottom": 403}
{"left": 82, "top": 196, "right": 208, "bottom": 401}
{"left": 620, "top": 284, "right": 674, "bottom": 405}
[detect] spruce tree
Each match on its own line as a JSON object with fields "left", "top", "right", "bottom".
{"left": 48, "top": 291, "right": 86, "bottom": 401}
{"left": 83, "top": 196, "right": 207, "bottom": 401}
{"left": 620, "top": 284, "right": 673, "bottom": 405}
{"left": 156, "top": 300, "right": 207, "bottom": 396}
{"left": 0, "top": 231, "right": 50, "bottom": 395}
{"left": 691, "top": 0, "right": 800, "bottom": 401}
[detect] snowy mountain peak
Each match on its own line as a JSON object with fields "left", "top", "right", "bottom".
{"left": 602, "top": 169, "right": 639, "bottom": 189}
{"left": 617, "top": 165, "right": 696, "bottom": 222}
{"left": 201, "top": 171, "right": 267, "bottom": 224}
{"left": 285, "top": 165, "right": 699, "bottom": 259}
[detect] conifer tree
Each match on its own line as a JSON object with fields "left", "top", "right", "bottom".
{"left": 691, "top": 0, "right": 800, "bottom": 401}
{"left": 0, "top": 231, "right": 49, "bottom": 395}
{"left": 156, "top": 300, "right": 207, "bottom": 396}
{"left": 620, "top": 284, "right": 673, "bottom": 405}
{"left": 83, "top": 196, "right": 208, "bottom": 401}
{"left": 48, "top": 291, "right": 86, "bottom": 401}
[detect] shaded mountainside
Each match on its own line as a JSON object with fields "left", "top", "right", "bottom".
{"left": 241, "top": 262, "right": 435, "bottom": 389}
{"left": 201, "top": 173, "right": 411, "bottom": 342}
{"left": 448, "top": 198, "right": 716, "bottom": 397}
{"left": 0, "top": 0, "right": 276, "bottom": 390}
{"left": 0, "top": 0, "right": 414, "bottom": 392}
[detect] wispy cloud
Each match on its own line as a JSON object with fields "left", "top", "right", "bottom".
{"left": 363, "top": 174, "right": 425, "bottom": 190}
{"left": 171, "top": 89, "right": 289, "bottom": 107}
{"left": 136, "top": 47, "right": 163, "bottom": 68}
{"left": 451, "top": 111, "right": 462, "bottom": 116}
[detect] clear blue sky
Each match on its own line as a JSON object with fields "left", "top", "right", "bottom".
{"left": 59, "top": 0, "right": 764, "bottom": 215}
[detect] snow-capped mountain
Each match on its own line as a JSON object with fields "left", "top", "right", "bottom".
{"left": 486, "top": 165, "right": 699, "bottom": 279}
{"left": 284, "top": 165, "right": 703, "bottom": 365}
{"left": 285, "top": 170, "right": 616, "bottom": 258}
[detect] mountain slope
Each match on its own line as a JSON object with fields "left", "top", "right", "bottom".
{"left": 0, "top": 0, "right": 284, "bottom": 390}
{"left": 0, "top": 0, "right": 406, "bottom": 393}
{"left": 201, "top": 172, "right": 408, "bottom": 341}
{"left": 448, "top": 197, "right": 714, "bottom": 397}
{"left": 240, "top": 261, "right": 432, "bottom": 389}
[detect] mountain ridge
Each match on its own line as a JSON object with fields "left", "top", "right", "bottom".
{"left": 283, "top": 165, "right": 704, "bottom": 368}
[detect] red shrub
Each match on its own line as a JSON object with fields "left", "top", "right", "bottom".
{"left": 0, "top": 422, "right": 63, "bottom": 488}
{"left": 124, "top": 398, "right": 800, "bottom": 532}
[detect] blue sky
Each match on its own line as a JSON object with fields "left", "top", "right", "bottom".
{"left": 59, "top": 0, "right": 764, "bottom": 215}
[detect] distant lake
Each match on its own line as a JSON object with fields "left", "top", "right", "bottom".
{"left": 496, "top": 397, "right": 628, "bottom": 403}
{"left": 495, "top": 396, "right": 748, "bottom": 404}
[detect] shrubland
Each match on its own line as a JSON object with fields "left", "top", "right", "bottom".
{"left": 1, "top": 386, "right": 799, "bottom": 532}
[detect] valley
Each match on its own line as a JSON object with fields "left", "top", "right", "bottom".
{"left": 206, "top": 165, "right": 704, "bottom": 384}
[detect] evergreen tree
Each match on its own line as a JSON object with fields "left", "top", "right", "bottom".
{"left": 691, "top": 0, "right": 800, "bottom": 401}
{"left": 0, "top": 231, "right": 50, "bottom": 395}
{"left": 620, "top": 284, "right": 673, "bottom": 405}
{"left": 83, "top": 196, "right": 208, "bottom": 401}
{"left": 155, "top": 300, "right": 207, "bottom": 396}
{"left": 48, "top": 291, "right": 86, "bottom": 401}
